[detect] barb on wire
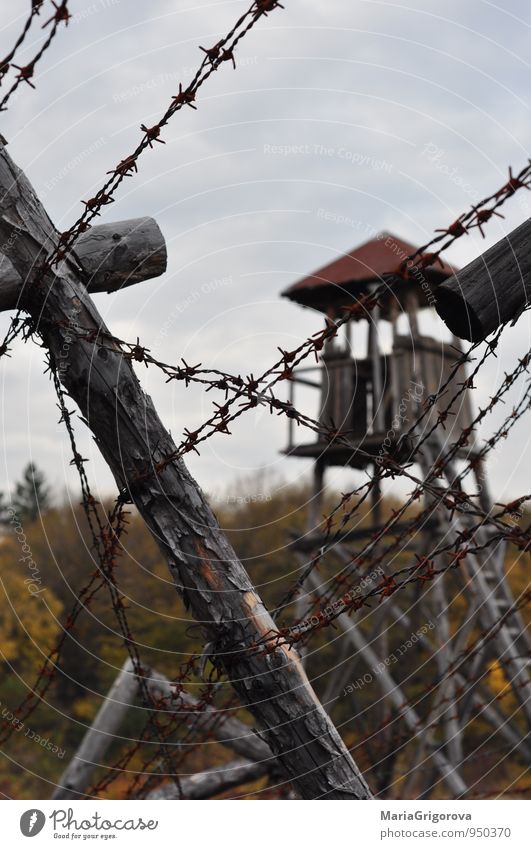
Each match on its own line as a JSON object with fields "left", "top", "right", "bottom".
{"left": 0, "top": 2, "right": 70, "bottom": 112}
{"left": 0, "top": 2, "right": 46, "bottom": 85}
{"left": 30, "top": 0, "right": 285, "bottom": 271}
{"left": 1, "top": 0, "right": 530, "bottom": 800}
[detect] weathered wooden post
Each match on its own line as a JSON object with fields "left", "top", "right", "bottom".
{"left": 53, "top": 659, "right": 276, "bottom": 800}
{"left": 0, "top": 217, "right": 167, "bottom": 309}
{"left": 0, "top": 141, "right": 372, "bottom": 800}
{"left": 435, "top": 219, "right": 531, "bottom": 341}
{"left": 146, "top": 759, "right": 269, "bottom": 800}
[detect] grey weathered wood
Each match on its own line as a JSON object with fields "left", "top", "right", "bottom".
{"left": 52, "top": 659, "right": 139, "bottom": 800}
{"left": 435, "top": 218, "right": 531, "bottom": 341}
{"left": 306, "top": 570, "right": 467, "bottom": 797}
{"left": 53, "top": 659, "right": 275, "bottom": 800}
{"left": 0, "top": 143, "right": 371, "bottom": 801}
{"left": 146, "top": 758, "right": 268, "bottom": 800}
{"left": 0, "top": 216, "right": 166, "bottom": 310}
{"left": 147, "top": 667, "right": 275, "bottom": 765}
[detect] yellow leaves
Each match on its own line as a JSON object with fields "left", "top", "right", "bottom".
{"left": 0, "top": 542, "right": 62, "bottom": 677}
{"left": 486, "top": 660, "right": 516, "bottom": 710}
{"left": 71, "top": 696, "right": 98, "bottom": 721}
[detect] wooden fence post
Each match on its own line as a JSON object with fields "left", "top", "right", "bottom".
{"left": 435, "top": 218, "right": 531, "bottom": 341}
{"left": 0, "top": 142, "right": 372, "bottom": 801}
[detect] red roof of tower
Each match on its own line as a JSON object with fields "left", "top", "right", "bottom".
{"left": 282, "top": 232, "right": 458, "bottom": 314}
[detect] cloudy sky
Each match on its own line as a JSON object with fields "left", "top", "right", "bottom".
{"left": 0, "top": 0, "right": 530, "bottom": 505}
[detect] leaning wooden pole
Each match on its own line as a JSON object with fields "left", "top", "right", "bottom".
{"left": 435, "top": 218, "right": 531, "bottom": 341}
{"left": 52, "top": 660, "right": 139, "bottom": 800}
{"left": 147, "top": 758, "right": 269, "bottom": 800}
{"left": 0, "top": 216, "right": 167, "bottom": 310}
{"left": 0, "top": 143, "right": 371, "bottom": 800}
{"left": 306, "top": 570, "right": 467, "bottom": 797}
{"left": 53, "top": 659, "right": 277, "bottom": 799}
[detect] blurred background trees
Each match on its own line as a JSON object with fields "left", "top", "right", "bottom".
{"left": 0, "top": 463, "right": 528, "bottom": 799}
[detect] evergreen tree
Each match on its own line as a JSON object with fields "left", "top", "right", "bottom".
{"left": 0, "top": 491, "right": 9, "bottom": 524}
{"left": 10, "top": 462, "right": 51, "bottom": 523}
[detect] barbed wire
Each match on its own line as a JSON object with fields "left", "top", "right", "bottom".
{"left": 0, "top": 2, "right": 46, "bottom": 87}
{"left": 49, "top": 362, "right": 187, "bottom": 795}
{"left": 0, "top": 0, "right": 529, "bottom": 800}
{"left": 0, "top": 0, "right": 286, "bottom": 779}
{"left": 22, "top": 0, "right": 284, "bottom": 272}
{"left": 0, "top": 1, "right": 71, "bottom": 112}
{"left": 39, "top": 169, "right": 531, "bottom": 493}
{"left": 277, "top": 338, "right": 531, "bottom": 624}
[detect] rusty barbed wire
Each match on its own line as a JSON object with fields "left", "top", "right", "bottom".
{"left": 48, "top": 362, "right": 185, "bottom": 795}
{"left": 35, "top": 159, "right": 531, "bottom": 796}
{"left": 0, "top": 1, "right": 70, "bottom": 112}
{"left": 0, "top": 360, "right": 184, "bottom": 796}
{"left": 0, "top": 2, "right": 46, "bottom": 87}
{"left": 0, "top": 0, "right": 285, "bottom": 748}
{"left": 0, "top": 0, "right": 529, "bottom": 800}
{"left": 271, "top": 333, "right": 531, "bottom": 623}
{"left": 0, "top": 0, "right": 289, "bottom": 797}
{"left": 57, "top": 241, "right": 528, "bottom": 497}
{"left": 315, "top": 363, "right": 531, "bottom": 611}
{"left": 242, "top": 389, "right": 531, "bottom": 651}
{"left": 25, "top": 0, "right": 284, "bottom": 272}
{"left": 86, "top": 674, "right": 243, "bottom": 799}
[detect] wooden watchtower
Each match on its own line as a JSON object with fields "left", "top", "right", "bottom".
{"left": 279, "top": 232, "right": 531, "bottom": 797}
{"left": 282, "top": 232, "right": 473, "bottom": 474}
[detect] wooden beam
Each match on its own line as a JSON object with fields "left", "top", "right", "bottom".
{"left": 146, "top": 758, "right": 269, "bottom": 800}
{"left": 52, "top": 659, "right": 276, "bottom": 800}
{"left": 306, "top": 570, "right": 468, "bottom": 797}
{"left": 435, "top": 219, "right": 531, "bottom": 341}
{"left": 0, "top": 143, "right": 371, "bottom": 801}
{"left": 52, "top": 659, "right": 139, "bottom": 800}
{"left": 0, "top": 216, "right": 167, "bottom": 311}
{"left": 147, "top": 667, "right": 275, "bottom": 765}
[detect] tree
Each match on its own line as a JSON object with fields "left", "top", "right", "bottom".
{"left": 0, "top": 491, "right": 10, "bottom": 525}
{"left": 11, "top": 463, "right": 51, "bottom": 524}
{"left": 0, "top": 537, "right": 62, "bottom": 678}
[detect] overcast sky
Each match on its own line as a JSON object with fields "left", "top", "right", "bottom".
{"left": 0, "top": 0, "right": 530, "bottom": 505}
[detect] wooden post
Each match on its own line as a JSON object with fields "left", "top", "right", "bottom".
{"left": 368, "top": 301, "right": 385, "bottom": 433}
{"left": 53, "top": 659, "right": 276, "bottom": 799}
{"left": 52, "top": 661, "right": 139, "bottom": 800}
{"left": 306, "top": 571, "right": 468, "bottom": 797}
{"left": 0, "top": 217, "right": 167, "bottom": 310}
{"left": 146, "top": 666, "right": 275, "bottom": 765}
{"left": 435, "top": 218, "right": 531, "bottom": 341}
{"left": 146, "top": 758, "right": 269, "bottom": 800}
{"left": 0, "top": 143, "right": 371, "bottom": 801}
